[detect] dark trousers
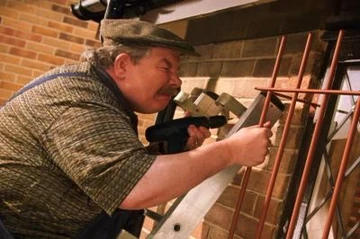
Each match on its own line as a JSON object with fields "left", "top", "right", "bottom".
{"left": 74, "top": 209, "right": 145, "bottom": 239}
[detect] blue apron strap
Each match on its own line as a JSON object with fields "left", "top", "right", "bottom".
{"left": 9, "top": 72, "right": 87, "bottom": 102}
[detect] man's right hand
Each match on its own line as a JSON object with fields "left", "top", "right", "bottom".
{"left": 224, "top": 121, "right": 273, "bottom": 167}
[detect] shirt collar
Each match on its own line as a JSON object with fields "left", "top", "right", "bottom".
{"left": 91, "top": 65, "right": 138, "bottom": 132}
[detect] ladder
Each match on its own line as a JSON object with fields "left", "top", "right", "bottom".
{"left": 139, "top": 92, "right": 284, "bottom": 239}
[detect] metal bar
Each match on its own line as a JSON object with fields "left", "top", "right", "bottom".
{"left": 344, "top": 71, "right": 356, "bottom": 105}
{"left": 346, "top": 220, "right": 360, "bottom": 238}
{"left": 256, "top": 33, "right": 313, "bottom": 238}
{"left": 326, "top": 106, "right": 354, "bottom": 142}
{"left": 322, "top": 147, "right": 347, "bottom": 238}
{"left": 321, "top": 98, "right": 360, "bottom": 238}
{"left": 286, "top": 29, "right": 344, "bottom": 239}
{"left": 255, "top": 87, "right": 360, "bottom": 96}
{"left": 345, "top": 155, "right": 360, "bottom": 177}
{"left": 272, "top": 92, "right": 320, "bottom": 108}
{"left": 228, "top": 36, "right": 286, "bottom": 239}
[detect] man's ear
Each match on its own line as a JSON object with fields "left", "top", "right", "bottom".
{"left": 113, "top": 53, "right": 132, "bottom": 79}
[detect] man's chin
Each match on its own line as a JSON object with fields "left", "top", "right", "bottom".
{"left": 137, "top": 102, "right": 170, "bottom": 114}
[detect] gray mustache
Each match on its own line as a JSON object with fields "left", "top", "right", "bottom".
{"left": 158, "top": 87, "right": 180, "bottom": 97}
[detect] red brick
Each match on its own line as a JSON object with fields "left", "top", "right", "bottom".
{"left": 5, "top": 64, "right": 33, "bottom": 77}
{"left": 85, "top": 39, "right": 101, "bottom": 48}
{"left": 247, "top": 169, "right": 290, "bottom": 199}
{"left": 63, "top": 16, "right": 88, "bottom": 28}
{"left": 2, "top": 18, "right": 32, "bottom": 32}
{"left": 274, "top": 124, "right": 305, "bottom": 149}
{"left": 88, "top": 21, "right": 99, "bottom": 32}
{"left": 48, "top": 0, "right": 68, "bottom": 5}
{"left": 0, "top": 88, "right": 14, "bottom": 99}
{"left": 43, "top": 37, "right": 70, "bottom": 50}
{"left": 55, "top": 49, "right": 80, "bottom": 61}
{"left": 22, "top": 59, "right": 52, "bottom": 71}
{"left": 51, "top": 4, "right": 72, "bottom": 15}
{"left": 0, "top": 6, "right": 19, "bottom": 19}
{"left": 59, "top": 32, "right": 84, "bottom": 44}
{"left": 278, "top": 102, "right": 308, "bottom": 126}
{"left": 0, "top": 98, "right": 6, "bottom": 106}
{"left": 0, "top": 72, "right": 16, "bottom": 82}
{"left": 234, "top": 213, "right": 276, "bottom": 239}
{"left": 0, "top": 26, "right": 15, "bottom": 36}
{"left": 27, "top": 41, "right": 54, "bottom": 55}
{"left": 9, "top": 47, "right": 37, "bottom": 59}
{"left": 0, "top": 35, "right": 26, "bottom": 48}
{"left": 70, "top": 44, "right": 85, "bottom": 54}
{"left": 0, "top": 53, "right": 21, "bottom": 64}
{"left": 267, "top": 148, "right": 298, "bottom": 174}
{"left": 38, "top": 53, "right": 65, "bottom": 65}
{"left": 48, "top": 21, "right": 74, "bottom": 33}
{"left": 7, "top": 1, "right": 36, "bottom": 14}
{"left": 0, "top": 81, "right": 23, "bottom": 91}
{"left": 32, "top": 26, "right": 58, "bottom": 38}
{"left": 15, "top": 30, "right": 42, "bottom": 42}
{"left": 35, "top": 8, "right": 63, "bottom": 22}
{"left": 204, "top": 203, "right": 233, "bottom": 230}
{"left": 19, "top": 13, "right": 48, "bottom": 27}
{"left": 254, "top": 196, "right": 283, "bottom": 224}
{"left": 74, "top": 27, "right": 98, "bottom": 39}
{"left": 216, "top": 186, "right": 240, "bottom": 208}
{"left": 207, "top": 226, "right": 230, "bottom": 239}
{"left": 0, "top": 26, "right": 41, "bottom": 43}
{"left": 17, "top": 75, "right": 33, "bottom": 85}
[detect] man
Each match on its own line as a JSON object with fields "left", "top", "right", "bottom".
{"left": 0, "top": 19, "right": 272, "bottom": 238}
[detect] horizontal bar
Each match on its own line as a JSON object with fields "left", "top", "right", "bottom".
{"left": 256, "top": 87, "right": 360, "bottom": 96}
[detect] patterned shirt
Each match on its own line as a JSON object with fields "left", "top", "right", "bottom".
{"left": 0, "top": 62, "right": 156, "bottom": 238}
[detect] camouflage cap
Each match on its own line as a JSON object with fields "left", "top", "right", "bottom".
{"left": 100, "top": 19, "right": 200, "bottom": 56}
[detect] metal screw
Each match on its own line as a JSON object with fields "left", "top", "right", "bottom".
{"left": 173, "top": 223, "right": 181, "bottom": 232}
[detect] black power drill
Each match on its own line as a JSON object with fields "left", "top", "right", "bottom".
{"left": 145, "top": 116, "right": 227, "bottom": 153}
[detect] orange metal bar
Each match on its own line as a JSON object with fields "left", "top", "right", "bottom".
{"left": 285, "top": 29, "right": 344, "bottom": 239}
{"left": 255, "top": 32, "right": 313, "bottom": 238}
{"left": 255, "top": 87, "right": 360, "bottom": 96}
{"left": 322, "top": 97, "right": 360, "bottom": 238}
{"left": 272, "top": 92, "right": 320, "bottom": 108}
{"left": 228, "top": 36, "right": 286, "bottom": 239}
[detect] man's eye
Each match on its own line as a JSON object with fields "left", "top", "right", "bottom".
{"left": 160, "top": 66, "right": 170, "bottom": 71}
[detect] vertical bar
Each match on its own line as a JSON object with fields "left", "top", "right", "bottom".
{"left": 228, "top": 36, "right": 286, "bottom": 239}
{"left": 255, "top": 32, "right": 313, "bottom": 238}
{"left": 286, "top": 29, "right": 344, "bottom": 239}
{"left": 322, "top": 98, "right": 360, "bottom": 238}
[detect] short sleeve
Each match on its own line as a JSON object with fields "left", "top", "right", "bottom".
{"left": 41, "top": 102, "right": 156, "bottom": 215}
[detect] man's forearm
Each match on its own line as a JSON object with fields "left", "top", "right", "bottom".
{"left": 120, "top": 140, "right": 231, "bottom": 209}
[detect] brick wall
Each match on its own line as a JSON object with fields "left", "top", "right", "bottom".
{"left": 166, "top": 0, "right": 333, "bottom": 237}
{"left": 170, "top": 32, "right": 326, "bottom": 238}
{"left": 0, "top": 0, "right": 333, "bottom": 239}
{"left": 0, "top": 0, "right": 100, "bottom": 106}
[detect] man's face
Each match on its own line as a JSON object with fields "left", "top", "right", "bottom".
{"left": 119, "top": 47, "right": 182, "bottom": 114}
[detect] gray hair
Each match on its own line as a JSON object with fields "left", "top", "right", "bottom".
{"left": 81, "top": 41, "right": 150, "bottom": 68}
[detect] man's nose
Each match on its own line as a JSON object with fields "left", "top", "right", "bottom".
{"left": 170, "top": 73, "right": 182, "bottom": 88}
